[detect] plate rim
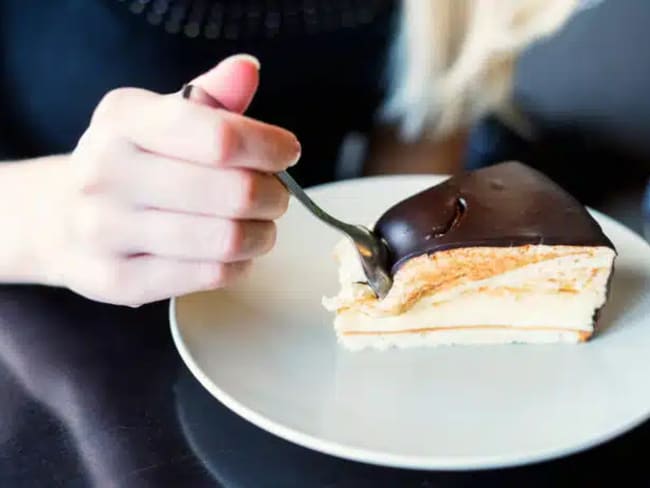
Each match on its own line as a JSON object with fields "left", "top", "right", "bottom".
{"left": 170, "top": 175, "right": 650, "bottom": 471}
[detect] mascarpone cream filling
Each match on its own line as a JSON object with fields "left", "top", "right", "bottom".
{"left": 322, "top": 239, "right": 615, "bottom": 350}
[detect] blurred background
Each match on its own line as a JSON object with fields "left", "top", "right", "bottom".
{"left": 1, "top": 0, "right": 648, "bottom": 237}
{"left": 364, "top": 0, "right": 650, "bottom": 238}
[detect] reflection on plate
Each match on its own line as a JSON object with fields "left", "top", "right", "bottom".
{"left": 174, "top": 370, "right": 435, "bottom": 485}
{"left": 171, "top": 176, "right": 650, "bottom": 470}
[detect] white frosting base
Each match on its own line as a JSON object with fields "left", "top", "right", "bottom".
{"left": 339, "top": 329, "right": 584, "bottom": 351}
{"left": 324, "top": 242, "right": 616, "bottom": 351}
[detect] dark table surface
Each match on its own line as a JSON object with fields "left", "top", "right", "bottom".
{"left": 0, "top": 284, "right": 648, "bottom": 487}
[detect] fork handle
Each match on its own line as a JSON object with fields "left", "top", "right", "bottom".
{"left": 276, "top": 171, "right": 356, "bottom": 233}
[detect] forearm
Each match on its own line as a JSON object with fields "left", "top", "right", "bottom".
{"left": 0, "top": 155, "right": 68, "bottom": 284}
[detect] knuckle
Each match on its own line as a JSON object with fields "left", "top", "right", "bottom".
{"left": 76, "top": 120, "right": 117, "bottom": 155}
{"left": 117, "top": 293, "right": 145, "bottom": 309}
{"left": 96, "top": 259, "right": 128, "bottom": 296}
{"left": 212, "top": 113, "right": 236, "bottom": 164}
{"left": 239, "top": 260, "right": 253, "bottom": 279}
{"left": 205, "top": 263, "right": 229, "bottom": 289}
{"left": 97, "top": 262, "right": 145, "bottom": 307}
{"left": 74, "top": 134, "right": 116, "bottom": 193}
{"left": 248, "top": 222, "right": 275, "bottom": 257}
{"left": 275, "top": 185, "right": 290, "bottom": 217}
{"left": 93, "top": 87, "right": 133, "bottom": 124}
{"left": 74, "top": 128, "right": 94, "bottom": 154}
{"left": 232, "top": 171, "right": 259, "bottom": 214}
{"left": 262, "top": 222, "right": 277, "bottom": 254}
{"left": 206, "top": 261, "right": 250, "bottom": 288}
{"left": 220, "top": 221, "right": 246, "bottom": 260}
{"left": 229, "top": 261, "right": 252, "bottom": 284}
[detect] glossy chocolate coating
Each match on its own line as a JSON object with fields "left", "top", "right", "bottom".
{"left": 374, "top": 162, "right": 615, "bottom": 275}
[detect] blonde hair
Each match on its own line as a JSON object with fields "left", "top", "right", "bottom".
{"left": 384, "top": 0, "right": 580, "bottom": 139}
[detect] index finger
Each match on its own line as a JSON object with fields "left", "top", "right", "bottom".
{"left": 92, "top": 87, "right": 301, "bottom": 172}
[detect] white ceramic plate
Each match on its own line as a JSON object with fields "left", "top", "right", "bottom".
{"left": 170, "top": 176, "right": 650, "bottom": 470}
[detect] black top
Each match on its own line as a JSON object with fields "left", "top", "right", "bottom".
{"left": 375, "top": 162, "right": 614, "bottom": 273}
{"left": 0, "top": 0, "right": 396, "bottom": 186}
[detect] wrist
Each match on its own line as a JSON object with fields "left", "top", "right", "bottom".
{"left": 0, "top": 155, "right": 70, "bottom": 285}
{"left": 31, "top": 156, "right": 71, "bottom": 287}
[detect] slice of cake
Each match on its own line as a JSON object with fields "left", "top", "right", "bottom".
{"left": 323, "top": 162, "right": 616, "bottom": 351}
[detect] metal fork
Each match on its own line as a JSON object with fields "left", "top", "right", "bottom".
{"left": 276, "top": 171, "right": 393, "bottom": 299}
{"left": 182, "top": 83, "right": 393, "bottom": 298}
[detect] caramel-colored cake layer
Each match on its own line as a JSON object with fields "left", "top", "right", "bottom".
{"left": 322, "top": 240, "right": 615, "bottom": 350}
{"left": 324, "top": 242, "right": 610, "bottom": 318}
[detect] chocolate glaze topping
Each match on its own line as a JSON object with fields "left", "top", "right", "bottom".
{"left": 374, "top": 162, "right": 615, "bottom": 275}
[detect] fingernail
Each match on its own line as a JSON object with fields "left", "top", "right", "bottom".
{"left": 290, "top": 138, "right": 302, "bottom": 166}
{"left": 226, "top": 53, "right": 261, "bottom": 71}
{"left": 181, "top": 83, "right": 194, "bottom": 100}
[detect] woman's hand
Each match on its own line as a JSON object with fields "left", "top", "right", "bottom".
{"left": 48, "top": 55, "right": 299, "bottom": 306}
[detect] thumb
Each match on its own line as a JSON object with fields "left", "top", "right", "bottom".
{"left": 187, "top": 54, "right": 260, "bottom": 114}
